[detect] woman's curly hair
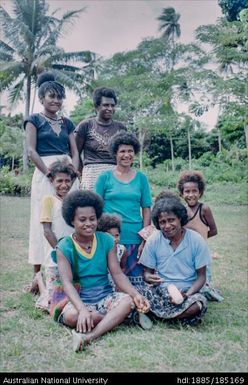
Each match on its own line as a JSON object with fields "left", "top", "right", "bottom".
{"left": 62, "top": 190, "right": 103, "bottom": 227}
{"left": 154, "top": 189, "right": 181, "bottom": 204}
{"left": 152, "top": 197, "right": 188, "bottom": 229}
{"left": 92, "top": 87, "right": 117, "bottom": 107}
{"left": 109, "top": 130, "right": 140, "bottom": 156}
{"left": 37, "top": 72, "right": 65, "bottom": 100}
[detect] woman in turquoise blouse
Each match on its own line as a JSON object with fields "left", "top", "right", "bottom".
{"left": 95, "top": 131, "right": 152, "bottom": 286}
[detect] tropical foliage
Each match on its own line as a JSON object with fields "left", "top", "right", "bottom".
{"left": 0, "top": 0, "right": 94, "bottom": 116}
{"left": 0, "top": 1, "right": 247, "bottom": 187}
{"left": 0, "top": 0, "right": 96, "bottom": 169}
{"left": 218, "top": 0, "right": 248, "bottom": 21}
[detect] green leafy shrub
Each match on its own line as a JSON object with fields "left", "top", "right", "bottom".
{"left": 0, "top": 167, "right": 32, "bottom": 196}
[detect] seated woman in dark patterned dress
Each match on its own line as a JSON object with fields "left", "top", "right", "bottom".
{"left": 137, "top": 195, "right": 209, "bottom": 326}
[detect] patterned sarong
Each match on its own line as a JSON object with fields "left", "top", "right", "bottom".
{"left": 135, "top": 282, "right": 207, "bottom": 325}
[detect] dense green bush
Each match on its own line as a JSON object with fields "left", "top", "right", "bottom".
{"left": 0, "top": 150, "right": 247, "bottom": 197}
{"left": 144, "top": 153, "right": 247, "bottom": 184}
{"left": 0, "top": 167, "right": 32, "bottom": 196}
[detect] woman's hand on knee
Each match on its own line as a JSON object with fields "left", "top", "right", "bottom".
{"left": 77, "top": 307, "right": 94, "bottom": 333}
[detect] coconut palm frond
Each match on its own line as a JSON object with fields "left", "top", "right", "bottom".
{"left": 8, "top": 78, "right": 25, "bottom": 107}
{"left": 51, "top": 69, "right": 85, "bottom": 95}
{"left": 51, "top": 64, "right": 82, "bottom": 72}
{"left": 0, "top": 40, "right": 15, "bottom": 54}
{"left": 0, "top": 49, "right": 13, "bottom": 61}
{"left": 52, "top": 50, "right": 93, "bottom": 64}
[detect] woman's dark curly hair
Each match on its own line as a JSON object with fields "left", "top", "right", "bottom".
{"left": 38, "top": 72, "right": 65, "bottom": 100}
{"left": 152, "top": 197, "right": 188, "bottom": 229}
{"left": 154, "top": 189, "right": 181, "bottom": 204}
{"left": 97, "top": 213, "right": 122, "bottom": 233}
{"left": 109, "top": 130, "right": 140, "bottom": 156}
{"left": 62, "top": 190, "right": 104, "bottom": 227}
{"left": 47, "top": 159, "right": 77, "bottom": 180}
{"left": 93, "top": 87, "right": 117, "bottom": 107}
{"left": 177, "top": 170, "right": 205, "bottom": 196}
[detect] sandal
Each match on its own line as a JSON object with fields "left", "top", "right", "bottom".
{"left": 131, "top": 310, "right": 153, "bottom": 330}
{"left": 138, "top": 312, "right": 153, "bottom": 330}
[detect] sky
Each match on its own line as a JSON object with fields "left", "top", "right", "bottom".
{"left": 1, "top": 0, "right": 222, "bottom": 128}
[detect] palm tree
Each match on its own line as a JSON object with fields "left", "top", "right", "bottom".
{"left": 157, "top": 7, "right": 181, "bottom": 45}
{"left": 0, "top": 0, "right": 95, "bottom": 170}
{"left": 196, "top": 16, "right": 248, "bottom": 153}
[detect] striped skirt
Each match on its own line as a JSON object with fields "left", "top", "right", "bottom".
{"left": 80, "top": 163, "right": 115, "bottom": 190}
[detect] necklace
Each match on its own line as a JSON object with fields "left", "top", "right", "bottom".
{"left": 73, "top": 234, "right": 93, "bottom": 252}
{"left": 41, "top": 113, "right": 62, "bottom": 136}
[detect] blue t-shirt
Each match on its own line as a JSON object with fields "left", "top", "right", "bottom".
{"left": 95, "top": 170, "right": 152, "bottom": 244}
{"left": 139, "top": 229, "right": 211, "bottom": 291}
{"left": 24, "top": 113, "right": 75, "bottom": 156}
{"left": 52, "top": 232, "right": 115, "bottom": 303}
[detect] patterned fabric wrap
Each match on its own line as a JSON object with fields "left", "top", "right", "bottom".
{"left": 59, "top": 291, "right": 131, "bottom": 324}
{"left": 49, "top": 281, "right": 81, "bottom": 321}
{"left": 135, "top": 282, "right": 207, "bottom": 324}
{"left": 80, "top": 163, "right": 115, "bottom": 190}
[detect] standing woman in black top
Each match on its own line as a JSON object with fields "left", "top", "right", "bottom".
{"left": 25, "top": 72, "right": 79, "bottom": 293}
{"left": 75, "top": 87, "right": 127, "bottom": 190}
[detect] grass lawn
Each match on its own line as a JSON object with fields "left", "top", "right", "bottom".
{"left": 0, "top": 192, "right": 247, "bottom": 373}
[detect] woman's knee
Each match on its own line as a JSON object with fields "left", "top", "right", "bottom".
{"left": 120, "top": 294, "right": 135, "bottom": 312}
{"left": 63, "top": 308, "right": 78, "bottom": 327}
{"left": 181, "top": 301, "right": 201, "bottom": 318}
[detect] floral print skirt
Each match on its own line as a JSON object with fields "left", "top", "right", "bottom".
{"left": 135, "top": 282, "right": 208, "bottom": 325}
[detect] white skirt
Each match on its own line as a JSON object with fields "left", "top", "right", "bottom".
{"left": 28, "top": 155, "right": 79, "bottom": 265}
{"left": 80, "top": 163, "right": 115, "bottom": 190}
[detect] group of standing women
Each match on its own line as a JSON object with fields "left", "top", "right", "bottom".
{"left": 25, "top": 72, "right": 210, "bottom": 348}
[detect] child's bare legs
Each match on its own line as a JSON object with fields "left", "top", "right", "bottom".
{"left": 25, "top": 264, "right": 41, "bottom": 294}
{"left": 63, "top": 295, "right": 134, "bottom": 345}
{"left": 35, "top": 271, "right": 46, "bottom": 295}
{"left": 35, "top": 271, "right": 49, "bottom": 311}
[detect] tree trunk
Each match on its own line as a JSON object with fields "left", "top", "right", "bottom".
{"left": 12, "top": 156, "right": 15, "bottom": 171}
{"left": 217, "top": 126, "right": 222, "bottom": 153}
{"left": 31, "top": 86, "right": 37, "bottom": 114}
{"left": 188, "top": 128, "right": 192, "bottom": 169}
{"left": 23, "top": 77, "right": 31, "bottom": 172}
{"left": 245, "top": 123, "right": 248, "bottom": 157}
{"left": 169, "top": 134, "right": 175, "bottom": 172}
{"left": 138, "top": 128, "right": 146, "bottom": 170}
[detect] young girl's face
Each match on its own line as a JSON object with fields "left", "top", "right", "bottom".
{"left": 72, "top": 206, "right": 98, "bottom": 238}
{"left": 107, "top": 227, "right": 120, "bottom": 245}
{"left": 52, "top": 173, "right": 73, "bottom": 199}
{"left": 182, "top": 182, "right": 201, "bottom": 207}
{"left": 42, "top": 91, "right": 63, "bottom": 114}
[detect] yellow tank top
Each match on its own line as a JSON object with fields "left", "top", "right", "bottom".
{"left": 185, "top": 203, "right": 209, "bottom": 240}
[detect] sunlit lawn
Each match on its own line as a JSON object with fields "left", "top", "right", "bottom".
{"left": 0, "top": 194, "right": 247, "bottom": 372}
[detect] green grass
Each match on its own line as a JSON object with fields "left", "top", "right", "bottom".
{"left": 0, "top": 193, "right": 247, "bottom": 372}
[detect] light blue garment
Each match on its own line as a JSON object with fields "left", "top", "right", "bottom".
{"left": 95, "top": 170, "right": 152, "bottom": 244}
{"left": 138, "top": 228, "right": 211, "bottom": 291}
